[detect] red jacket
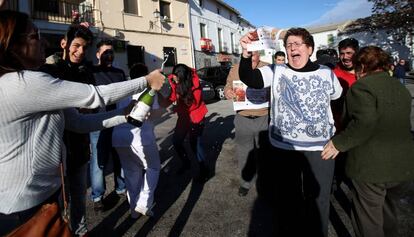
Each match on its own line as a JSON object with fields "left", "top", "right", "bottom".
{"left": 168, "top": 70, "right": 208, "bottom": 124}
{"left": 333, "top": 65, "right": 356, "bottom": 92}
{"left": 332, "top": 64, "right": 357, "bottom": 132}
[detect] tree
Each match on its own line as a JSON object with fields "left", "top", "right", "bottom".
{"left": 341, "top": 0, "right": 414, "bottom": 42}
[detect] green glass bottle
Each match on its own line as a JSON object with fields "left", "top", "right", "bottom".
{"left": 127, "top": 88, "right": 155, "bottom": 127}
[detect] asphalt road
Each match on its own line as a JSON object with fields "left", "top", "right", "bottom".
{"left": 85, "top": 82, "right": 414, "bottom": 237}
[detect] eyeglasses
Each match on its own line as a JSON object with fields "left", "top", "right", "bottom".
{"left": 285, "top": 42, "right": 305, "bottom": 49}
{"left": 20, "top": 29, "right": 41, "bottom": 41}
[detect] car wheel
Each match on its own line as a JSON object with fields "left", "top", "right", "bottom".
{"left": 215, "top": 85, "right": 225, "bottom": 100}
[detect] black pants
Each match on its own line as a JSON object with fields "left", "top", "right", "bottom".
{"left": 351, "top": 180, "right": 410, "bottom": 237}
{"left": 172, "top": 116, "right": 205, "bottom": 163}
{"left": 256, "top": 146, "right": 334, "bottom": 237}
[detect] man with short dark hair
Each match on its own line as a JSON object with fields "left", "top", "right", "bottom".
{"left": 89, "top": 39, "right": 127, "bottom": 211}
{"left": 331, "top": 38, "right": 359, "bottom": 194}
{"left": 274, "top": 51, "right": 286, "bottom": 65}
{"left": 333, "top": 38, "right": 359, "bottom": 130}
{"left": 41, "top": 24, "right": 95, "bottom": 237}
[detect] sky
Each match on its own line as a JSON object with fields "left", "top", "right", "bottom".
{"left": 222, "top": 0, "right": 374, "bottom": 28}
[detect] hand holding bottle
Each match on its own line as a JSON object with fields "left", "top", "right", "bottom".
{"left": 145, "top": 69, "right": 165, "bottom": 91}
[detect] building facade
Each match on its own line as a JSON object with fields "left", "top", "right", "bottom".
{"left": 5, "top": 0, "right": 194, "bottom": 75}
{"left": 95, "top": 0, "right": 193, "bottom": 73}
{"left": 189, "top": 0, "right": 254, "bottom": 69}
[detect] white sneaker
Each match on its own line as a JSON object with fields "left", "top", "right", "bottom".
{"left": 135, "top": 205, "right": 154, "bottom": 217}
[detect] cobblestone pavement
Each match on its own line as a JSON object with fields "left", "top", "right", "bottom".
{"left": 85, "top": 82, "right": 414, "bottom": 237}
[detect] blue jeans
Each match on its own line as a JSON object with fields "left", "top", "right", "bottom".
{"left": 89, "top": 130, "right": 125, "bottom": 202}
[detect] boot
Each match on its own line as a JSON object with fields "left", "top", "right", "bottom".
{"left": 177, "top": 158, "right": 191, "bottom": 175}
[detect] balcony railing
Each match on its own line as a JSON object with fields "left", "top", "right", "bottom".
{"left": 31, "top": 0, "right": 94, "bottom": 25}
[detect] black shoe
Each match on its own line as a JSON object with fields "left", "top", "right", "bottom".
{"left": 238, "top": 187, "right": 249, "bottom": 197}
{"left": 177, "top": 159, "right": 191, "bottom": 174}
{"left": 93, "top": 200, "right": 105, "bottom": 212}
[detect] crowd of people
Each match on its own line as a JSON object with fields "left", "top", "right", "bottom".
{"left": 0, "top": 8, "right": 414, "bottom": 237}
{"left": 237, "top": 28, "right": 414, "bottom": 237}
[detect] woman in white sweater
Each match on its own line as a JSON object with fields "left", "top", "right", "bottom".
{"left": 0, "top": 10, "right": 164, "bottom": 235}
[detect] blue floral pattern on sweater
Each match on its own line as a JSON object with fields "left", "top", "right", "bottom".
{"left": 260, "top": 64, "right": 342, "bottom": 150}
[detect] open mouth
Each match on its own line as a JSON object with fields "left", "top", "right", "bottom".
{"left": 291, "top": 54, "right": 300, "bottom": 61}
{"left": 343, "top": 60, "right": 352, "bottom": 67}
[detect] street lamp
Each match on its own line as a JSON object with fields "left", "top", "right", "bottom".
{"left": 149, "top": 9, "right": 163, "bottom": 33}
{"left": 153, "top": 9, "right": 160, "bottom": 19}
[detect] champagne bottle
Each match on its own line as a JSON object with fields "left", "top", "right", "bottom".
{"left": 127, "top": 88, "right": 155, "bottom": 127}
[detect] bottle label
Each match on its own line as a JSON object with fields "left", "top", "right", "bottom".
{"left": 129, "top": 101, "right": 151, "bottom": 121}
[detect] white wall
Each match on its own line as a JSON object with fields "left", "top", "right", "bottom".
{"left": 311, "top": 29, "right": 338, "bottom": 61}
{"left": 189, "top": 0, "right": 240, "bottom": 53}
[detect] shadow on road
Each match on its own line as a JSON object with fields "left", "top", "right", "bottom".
{"left": 202, "top": 112, "right": 235, "bottom": 175}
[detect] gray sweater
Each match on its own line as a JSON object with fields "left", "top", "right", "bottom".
{"left": 0, "top": 70, "right": 147, "bottom": 214}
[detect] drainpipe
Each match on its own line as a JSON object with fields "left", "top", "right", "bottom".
{"left": 187, "top": 1, "right": 196, "bottom": 69}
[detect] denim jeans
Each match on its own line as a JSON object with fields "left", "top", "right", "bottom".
{"left": 89, "top": 130, "right": 125, "bottom": 202}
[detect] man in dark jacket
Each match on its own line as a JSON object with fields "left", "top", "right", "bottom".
{"left": 89, "top": 39, "right": 126, "bottom": 211}
{"left": 41, "top": 24, "right": 94, "bottom": 237}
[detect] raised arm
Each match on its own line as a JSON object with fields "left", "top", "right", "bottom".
{"left": 238, "top": 56, "right": 264, "bottom": 89}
